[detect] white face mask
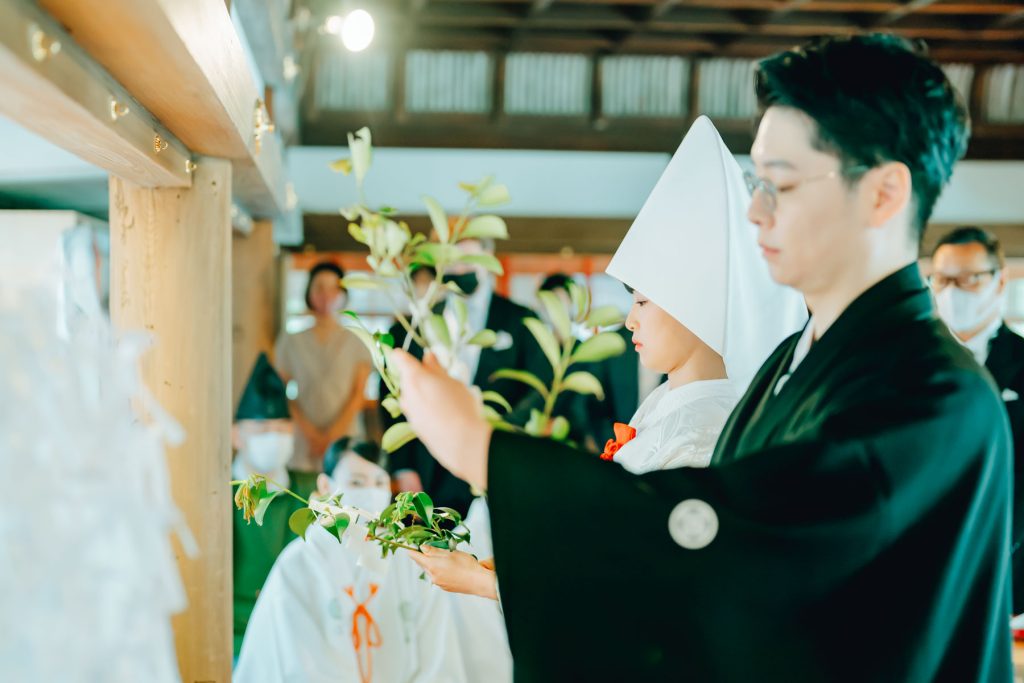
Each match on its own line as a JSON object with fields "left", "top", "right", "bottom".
{"left": 244, "top": 432, "right": 293, "bottom": 473}
{"left": 327, "top": 453, "right": 392, "bottom": 515}
{"left": 341, "top": 487, "right": 392, "bottom": 516}
{"left": 935, "top": 276, "right": 1003, "bottom": 333}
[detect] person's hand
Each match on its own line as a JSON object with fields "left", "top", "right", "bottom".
{"left": 389, "top": 350, "right": 491, "bottom": 491}
{"left": 392, "top": 470, "right": 424, "bottom": 494}
{"left": 408, "top": 547, "right": 498, "bottom": 601}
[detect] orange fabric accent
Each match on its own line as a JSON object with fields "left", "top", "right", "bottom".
{"left": 600, "top": 423, "right": 637, "bottom": 461}
{"left": 344, "top": 583, "right": 382, "bottom": 683}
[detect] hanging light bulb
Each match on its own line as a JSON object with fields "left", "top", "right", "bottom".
{"left": 323, "top": 14, "right": 343, "bottom": 35}
{"left": 340, "top": 9, "right": 375, "bottom": 52}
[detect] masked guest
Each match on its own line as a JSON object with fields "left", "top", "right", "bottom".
{"left": 383, "top": 238, "right": 537, "bottom": 516}
{"left": 932, "top": 225, "right": 1024, "bottom": 614}
{"left": 234, "top": 438, "right": 469, "bottom": 683}
{"left": 232, "top": 353, "right": 319, "bottom": 658}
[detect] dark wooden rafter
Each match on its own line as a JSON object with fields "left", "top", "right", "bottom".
{"left": 301, "top": 212, "right": 1024, "bottom": 257}
{"left": 876, "top": 0, "right": 941, "bottom": 27}
{"left": 296, "top": 0, "right": 1024, "bottom": 159}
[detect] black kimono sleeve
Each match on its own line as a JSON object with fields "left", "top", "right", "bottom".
{"left": 486, "top": 367, "right": 1012, "bottom": 682}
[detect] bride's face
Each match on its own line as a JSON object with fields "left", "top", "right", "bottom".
{"left": 625, "top": 290, "right": 702, "bottom": 374}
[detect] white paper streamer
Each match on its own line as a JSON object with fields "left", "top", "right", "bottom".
{"left": 0, "top": 233, "right": 186, "bottom": 681}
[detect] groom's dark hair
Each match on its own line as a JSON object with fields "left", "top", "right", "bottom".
{"left": 754, "top": 34, "right": 969, "bottom": 241}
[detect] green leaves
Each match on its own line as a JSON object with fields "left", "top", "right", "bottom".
{"left": 253, "top": 490, "right": 283, "bottom": 526}
{"left": 367, "top": 491, "right": 470, "bottom": 557}
{"left": 461, "top": 215, "right": 508, "bottom": 241}
{"left": 451, "top": 297, "right": 468, "bottom": 331}
{"left": 324, "top": 512, "right": 351, "bottom": 542}
{"left": 467, "top": 329, "right": 497, "bottom": 348}
{"left": 550, "top": 415, "right": 571, "bottom": 441}
{"left": 381, "top": 395, "right": 402, "bottom": 419}
{"left": 481, "top": 390, "right": 513, "bottom": 413}
{"left": 340, "top": 273, "right": 382, "bottom": 290}
{"left": 423, "top": 196, "right": 449, "bottom": 243}
{"left": 382, "top": 422, "right": 417, "bottom": 453}
{"left": 490, "top": 368, "right": 549, "bottom": 400}
{"left": 562, "top": 371, "right": 605, "bottom": 400}
{"left": 329, "top": 158, "right": 353, "bottom": 175}
{"left": 288, "top": 508, "right": 317, "bottom": 539}
{"left": 585, "top": 305, "right": 624, "bottom": 329}
{"left": 571, "top": 331, "right": 627, "bottom": 364}
{"left": 568, "top": 281, "right": 588, "bottom": 322}
{"left": 347, "top": 127, "right": 372, "bottom": 186}
{"left": 426, "top": 314, "right": 451, "bottom": 348}
{"left": 538, "top": 290, "right": 572, "bottom": 341}
{"left": 524, "top": 317, "right": 561, "bottom": 373}
{"left": 525, "top": 409, "right": 546, "bottom": 436}
{"left": 412, "top": 492, "right": 434, "bottom": 526}
{"left": 233, "top": 475, "right": 291, "bottom": 526}
{"left": 458, "top": 253, "right": 504, "bottom": 276}
{"left": 413, "top": 242, "right": 460, "bottom": 269}
{"left": 459, "top": 175, "right": 510, "bottom": 208}
{"left": 477, "top": 183, "right": 510, "bottom": 207}
{"left": 341, "top": 314, "right": 387, "bottom": 379}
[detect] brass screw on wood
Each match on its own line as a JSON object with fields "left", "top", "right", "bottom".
{"left": 28, "top": 23, "right": 61, "bottom": 62}
{"left": 109, "top": 97, "right": 130, "bottom": 121}
{"left": 153, "top": 134, "right": 169, "bottom": 153}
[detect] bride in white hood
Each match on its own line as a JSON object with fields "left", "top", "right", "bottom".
{"left": 411, "top": 114, "right": 807, "bottom": 598}
{"left": 605, "top": 114, "right": 807, "bottom": 473}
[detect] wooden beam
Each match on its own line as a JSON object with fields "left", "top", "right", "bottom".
{"left": 548, "top": 1, "right": 1024, "bottom": 15}
{"left": 231, "top": 0, "right": 300, "bottom": 142}
{"left": 969, "top": 63, "right": 991, "bottom": 125}
{"left": 301, "top": 110, "right": 1024, "bottom": 159}
{"left": 0, "top": 0, "right": 192, "bottom": 187}
{"left": 651, "top": 1, "right": 681, "bottom": 20}
{"left": 992, "top": 10, "right": 1024, "bottom": 28}
{"left": 876, "top": 0, "right": 942, "bottom": 26}
{"left": 392, "top": 44, "right": 408, "bottom": 124}
{"left": 529, "top": 0, "right": 558, "bottom": 16}
{"left": 302, "top": 213, "right": 634, "bottom": 254}
{"left": 492, "top": 51, "right": 508, "bottom": 123}
{"left": 39, "top": 0, "right": 288, "bottom": 216}
{"left": 110, "top": 158, "right": 232, "bottom": 682}
{"left": 232, "top": 219, "right": 279, "bottom": 408}
{"left": 307, "top": 214, "right": 1024, "bottom": 258}
{"left": 591, "top": 53, "right": 607, "bottom": 129}
{"left": 232, "top": 0, "right": 289, "bottom": 87}
{"left": 922, "top": 223, "right": 1024, "bottom": 258}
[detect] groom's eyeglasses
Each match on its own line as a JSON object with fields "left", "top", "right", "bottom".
{"left": 743, "top": 166, "right": 871, "bottom": 214}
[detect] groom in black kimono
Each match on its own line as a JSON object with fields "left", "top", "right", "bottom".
{"left": 391, "top": 35, "right": 1013, "bottom": 682}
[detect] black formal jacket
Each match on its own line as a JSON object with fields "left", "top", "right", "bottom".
{"left": 384, "top": 292, "right": 537, "bottom": 515}
{"left": 487, "top": 265, "right": 1013, "bottom": 682}
{"left": 986, "top": 324, "right": 1024, "bottom": 614}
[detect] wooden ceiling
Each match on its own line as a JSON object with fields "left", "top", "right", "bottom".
{"left": 300, "top": 0, "right": 1024, "bottom": 61}
{"left": 296, "top": 0, "right": 1024, "bottom": 157}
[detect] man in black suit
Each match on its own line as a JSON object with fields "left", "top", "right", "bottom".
{"left": 383, "top": 238, "right": 537, "bottom": 515}
{"left": 932, "top": 225, "right": 1024, "bottom": 613}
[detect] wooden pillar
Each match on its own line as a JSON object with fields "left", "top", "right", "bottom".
{"left": 109, "top": 158, "right": 232, "bottom": 683}
{"left": 232, "top": 219, "right": 279, "bottom": 408}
